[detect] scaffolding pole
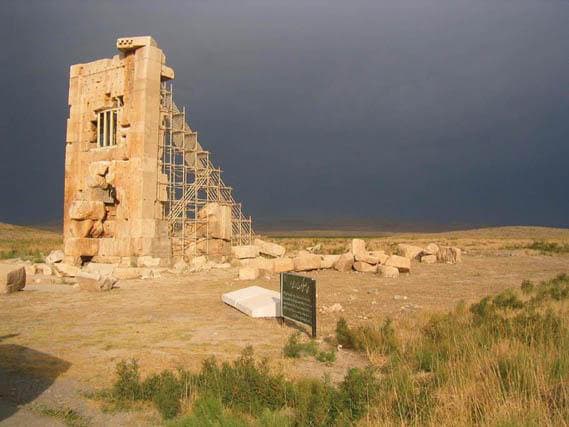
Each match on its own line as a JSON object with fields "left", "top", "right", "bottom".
{"left": 158, "top": 82, "right": 254, "bottom": 259}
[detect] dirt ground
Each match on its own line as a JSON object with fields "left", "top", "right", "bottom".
{"left": 0, "top": 227, "right": 568, "bottom": 425}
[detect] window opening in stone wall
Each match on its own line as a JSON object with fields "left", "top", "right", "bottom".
{"left": 97, "top": 108, "right": 119, "bottom": 147}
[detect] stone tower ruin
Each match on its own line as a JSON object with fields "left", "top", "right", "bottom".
{"left": 64, "top": 36, "right": 253, "bottom": 266}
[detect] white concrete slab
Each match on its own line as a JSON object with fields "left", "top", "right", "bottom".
{"left": 222, "top": 286, "right": 281, "bottom": 318}
{"left": 222, "top": 286, "right": 268, "bottom": 306}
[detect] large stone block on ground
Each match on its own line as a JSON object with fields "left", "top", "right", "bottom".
{"left": 0, "top": 264, "right": 26, "bottom": 294}
{"left": 369, "top": 250, "right": 389, "bottom": 264}
{"left": 334, "top": 253, "right": 354, "bottom": 272}
{"left": 273, "top": 257, "right": 294, "bottom": 273}
{"left": 239, "top": 267, "right": 260, "bottom": 280}
{"left": 378, "top": 265, "right": 399, "bottom": 278}
{"left": 45, "top": 250, "right": 64, "bottom": 265}
{"left": 231, "top": 245, "right": 259, "bottom": 259}
{"left": 242, "top": 257, "right": 274, "bottom": 273}
{"left": 437, "top": 247, "right": 462, "bottom": 264}
{"left": 35, "top": 263, "right": 53, "bottom": 275}
{"left": 64, "top": 238, "right": 100, "bottom": 257}
{"left": 254, "top": 239, "right": 286, "bottom": 258}
{"left": 396, "top": 244, "right": 424, "bottom": 260}
{"left": 353, "top": 261, "right": 377, "bottom": 273}
{"left": 293, "top": 254, "right": 321, "bottom": 271}
{"left": 385, "top": 255, "right": 411, "bottom": 273}
{"left": 355, "top": 252, "right": 380, "bottom": 265}
{"left": 424, "top": 243, "right": 440, "bottom": 255}
{"left": 53, "top": 263, "right": 80, "bottom": 277}
{"left": 222, "top": 286, "right": 281, "bottom": 318}
{"left": 421, "top": 255, "right": 437, "bottom": 264}
{"left": 321, "top": 255, "right": 340, "bottom": 269}
{"left": 69, "top": 201, "right": 106, "bottom": 221}
{"left": 351, "top": 239, "right": 366, "bottom": 256}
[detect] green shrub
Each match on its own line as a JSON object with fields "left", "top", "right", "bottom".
{"left": 292, "top": 377, "right": 341, "bottom": 426}
{"left": 339, "top": 367, "right": 379, "bottom": 422}
{"left": 532, "top": 273, "right": 569, "bottom": 303}
{"left": 168, "top": 394, "right": 249, "bottom": 426}
{"left": 143, "top": 370, "right": 184, "bottom": 419}
{"left": 336, "top": 317, "right": 355, "bottom": 349}
{"left": 113, "top": 359, "right": 143, "bottom": 401}
{"left": 335, "top": 317, "right": 399, "bottom": 356}
{"left": 106, "top": 348, "right": 379, "bottom": 424}
{"left": 315, "top": 350, "right": 336, "bottom": 364}
{"left": 493, "top": 289, "right": 524, "bottom": 310}
{"left": 282, "top": 332, "right": 318, "bottom": 358}
{"left": 284, "top": 332, "right": 336, "bottom": 364}
{"left": 520, "top": 280, "right": 534, "bottom": 295}
{"left": 195, "top": 347, "right": 293, "bottom": 417}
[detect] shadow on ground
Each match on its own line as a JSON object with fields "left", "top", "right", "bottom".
{"left": 0, "top": 334, "right": 70, "bottom": 422}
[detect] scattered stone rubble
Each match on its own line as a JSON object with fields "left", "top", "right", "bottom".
{"left": 0, "top": 237, "right": 463, "bottom": 294}
{"left": 233, "top": 238, "right": 462, "bottom": 280}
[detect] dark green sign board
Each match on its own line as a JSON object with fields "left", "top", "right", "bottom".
{"left": 280, "top": 273, "right": 317, "bottom": 337}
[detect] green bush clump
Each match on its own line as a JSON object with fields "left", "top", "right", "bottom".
{"left": 315, "top": 350, "right": 336, "bottom": 363}
{"left": 339, "top": 367, "right": 380, "bottom": 421}
{"left": 167, "top": 395, "right": 251, "bottom": 427}
{"left": 283, "top": 332, "right": 336, "bottom": 364}
{"left": 111, "top": 360, "right": 190, "bottom": 419}
{"left": 282, "top": 332, "right": 318, "bottom": 358}
{"left": 142, "top": 370, "right": 185, "bottom": 419}
{"left": 520, "top": 279, "right": 534, "bottom": 294}
{"left": 195, "top": 347, "right": 290, "bottom": 416}
{"left": 107, "top": 346, "right": 378, "bottom": 424}
{"left": 113, "top": 359, "right": 143, "bottom": 401}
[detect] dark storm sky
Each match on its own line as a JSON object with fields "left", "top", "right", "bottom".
{"left": 1, "top": 0, "right": 568, "bottom": 228}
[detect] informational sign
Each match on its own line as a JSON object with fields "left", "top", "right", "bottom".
{"left": 280, "top": 273, "right": 317, "bottom": 337}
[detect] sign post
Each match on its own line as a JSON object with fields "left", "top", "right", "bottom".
{"left": 280, "top": 273, "right": 317, "bottom": 337}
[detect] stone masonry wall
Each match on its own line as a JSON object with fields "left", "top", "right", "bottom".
{"left": 63, "top": 36, "right": 174, "bottom": 266}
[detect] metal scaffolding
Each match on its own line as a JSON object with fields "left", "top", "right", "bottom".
{"left": 158, "top": 83, "right": 254, "bottom": 259}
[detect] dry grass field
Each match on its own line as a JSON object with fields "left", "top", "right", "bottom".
{"left": 0, "top": 224, "right": 568, "bottom": 425}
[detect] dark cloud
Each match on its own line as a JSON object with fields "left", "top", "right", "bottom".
{"left": 1, "top": 0, "right": 568, "bottom": 227}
